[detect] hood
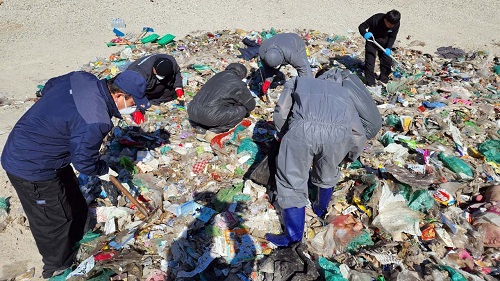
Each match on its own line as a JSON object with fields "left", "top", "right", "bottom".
{"left": 225, "top": 63, "right": 248, "bottom": 79}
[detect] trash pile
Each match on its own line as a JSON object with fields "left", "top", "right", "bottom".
{"left": 3, "top": 27, "right": 500, "bottom": 280}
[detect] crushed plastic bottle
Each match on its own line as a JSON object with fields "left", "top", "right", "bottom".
{"left": 110, "top": 18, "right": 125, "bottom": 29}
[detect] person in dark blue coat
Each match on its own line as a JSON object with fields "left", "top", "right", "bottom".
{"left": 1, "top": 70, "right": 149, "bottom": 279}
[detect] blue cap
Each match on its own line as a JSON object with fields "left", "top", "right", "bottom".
{"left": 114, "top": 70, "right": 150, "bottom": 110}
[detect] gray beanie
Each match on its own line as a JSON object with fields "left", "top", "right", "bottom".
{"left": 262, "top": 46, "right": 284, "bottom": 68}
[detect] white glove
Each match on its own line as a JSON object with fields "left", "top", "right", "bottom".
{"left": 274, "top": 132, "right": 282, "bottom": 142}
{"left": 98, "top": 168, "right": 118, "bottom": 181}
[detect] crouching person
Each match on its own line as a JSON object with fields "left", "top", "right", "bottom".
{"left": 187, "top": 63, "right": 256, "bottom": 134}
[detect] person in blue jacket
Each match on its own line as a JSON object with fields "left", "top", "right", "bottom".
{"left": 1, "top": 70, "right": 149, "bottom": 279}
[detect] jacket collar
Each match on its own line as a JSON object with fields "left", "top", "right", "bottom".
{"left": 98, "top": 79, "right": 121, "bottom": 119}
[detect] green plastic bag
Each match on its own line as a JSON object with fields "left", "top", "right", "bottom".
{"left": 349, "top": 159, "right": 363, "bottom": 169}
{"left": 395, "top": 183, "right": 412, "bottom": 202}
{"left": 213, "top": 183, "right": 244, "bottom": 211}
{"left": 378, "top": 132, "right": 394, "bottom": 147}
{"left": 347, "top": 229, "right": 374, "bottom": 253}
{"left": 493, "top": 64, "right": 500, "bottom": 75}
{"left": 318, "top": 257, "right": 348, "bottom": 281}
{"left": 385, "top": 114, "right": 401, "bottom": 128}
{"left": 119, "top": 156, "right": 138, "bottom": 174}
{"left": 361, "top": 183, "right": 377, "bottom": 203}
{"left": 438, "top": 152, "right": 473, "bottom": 178}
{"left": 478, "top": 139, "right": 500, "bottom": 164}
{"left": 408, "top": 190, "right": 435, "bottom": 213}
{"left": 87, "top": 269, "right": 116, "bottom": 281}
{"left": 438, "top": 265, "right": 467, "bottom": 281}
{"left": 0, "top": 197, "right": 9, "bottom": 213}
{"left": 236, "top": 138, "right": 260, "bottom": 165}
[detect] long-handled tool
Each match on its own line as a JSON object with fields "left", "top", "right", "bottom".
{"left": 109, "top": 175, "right": 149, "bottom": 218}
{"left": 366, "top": 36, "right": 402, "bottom": 67}
{"left": 257, "top": 57, "right": 272, "bottom": 104}
{"left": 134, "top": 27, "right": 154, "bottom": 44}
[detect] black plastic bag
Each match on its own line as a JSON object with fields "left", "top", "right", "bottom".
{"left": 245, "top": 139, "right": 280, "bottom": 187}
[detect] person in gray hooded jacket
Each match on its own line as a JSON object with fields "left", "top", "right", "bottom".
{"left": 265, "top": 68, "right": 371, "bottom": 247}
{"left": 258, "top": 33, "right": 313, "bottom": 94}
{"left": 187, "top": 63, "right": 256, "bottom": 133}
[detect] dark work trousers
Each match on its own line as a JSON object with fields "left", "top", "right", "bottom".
{"left": 364, "top": 41, "right": 393, "bottom": 86}
{"left": 7, "top": 165, "right": 88, "bottom": 278}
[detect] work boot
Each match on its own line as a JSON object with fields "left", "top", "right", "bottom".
{"left": 312, "top": 187, "right": 334, "bottom": 219}
{"left": 265, "top": 207, "right": 305, "bottom": 247}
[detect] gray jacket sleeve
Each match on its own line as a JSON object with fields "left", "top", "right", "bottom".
{"left": 273, "top": 77, "right": 296, "bottom": 132}
{"left": 284, "top": 49, "right": 312, "bottom": 77}
{"left": 341, "top": 70, "right": 382, "bottom": 139}
{"left": 347, "top": 116, "right": 367, "bottom": 162}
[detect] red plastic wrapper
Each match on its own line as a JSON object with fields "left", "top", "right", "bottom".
{"left": 432, "top": 189, "right": 456, "bottom": 206}
{"left": 94, "top": 250, "right": 118, "bottom": 261}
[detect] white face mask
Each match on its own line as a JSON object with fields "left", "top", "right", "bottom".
{"left": 155, "top": 74, "right": 165, "bottom": 80}
{"left": 118, "top": 97, "right": 137, "bottom": 115}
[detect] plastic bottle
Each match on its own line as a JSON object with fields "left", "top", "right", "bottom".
{"left": 438, "top": 152, "right": 474, "bottom": 178}
{"left": 111, "top": 18, "right": 126, "bottom": 29}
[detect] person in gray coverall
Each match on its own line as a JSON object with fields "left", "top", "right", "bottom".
{"left": 265, "top": 67, "right": 382, "bottom": 247}
{"left": 258, "top": 33, "right": 313, "bottom": 95}
{"left": 187, "top": 63, "right": 256, "bottom": 133}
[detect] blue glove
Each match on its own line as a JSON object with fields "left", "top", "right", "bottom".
{"left": 363, "top": 32, "right": 373, "bottom": 40}
{"left": 385, "top": 48, "right": 391, "bottom": 56}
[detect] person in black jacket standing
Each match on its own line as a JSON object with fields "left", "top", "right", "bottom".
{"left": 187, "top": 63, "right": 256, "bottom": 134}
{"left": 358, "top": 10, "right": 401, "bottom": 87}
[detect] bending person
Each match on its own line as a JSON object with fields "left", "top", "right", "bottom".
{"left": 259, "top": 33, "right": 313, "bottom": 95}
{"left": 1, "top": 70, "right": 149, "bottom": 278}
{"left": 265, "top": 69, "right": 370, "bottom": 247}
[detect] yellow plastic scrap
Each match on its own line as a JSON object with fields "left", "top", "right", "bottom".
{"left": 467, "top": 147, "right": 485, "bottom": 160}
{"left": 110, "top": 66, "right": 120, "bottom": 75}
{"left": 352, "top": 196, "right": 371, "bottom": 217}
{"left": 306, "top": 227, "right": 315, "bottom": 239}
{"left": 400, "top": 116, "right": 412, "bottom": 132}
{"left": 487, "top": 161, "right": 500, "bottom": 174}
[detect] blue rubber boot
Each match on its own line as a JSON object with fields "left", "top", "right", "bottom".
{"left": 313, "top": 187, "right": 334, "bottom": 218}
{"left": 265, "top": 207, "right": 305, "bottom": 247}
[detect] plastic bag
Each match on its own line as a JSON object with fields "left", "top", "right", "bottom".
{"left": 438, "top": 265, "right": 467, "bottom": 281}
{"left": 245, "top": 140, "right": 280, "bottom": 187}
{"left": 385, "top": 114, "right": 401, "bottom": 128}
{"left": 478, "top": 139, "right": 500, "bottom": 164}
{"left": 318, "top": 257, "right": 348, "bottom": 281}
{"left": 438, "top": 152, "right": 473, "bottom": 178}
{"left": 408, "top": 189, "right": 435, "bottom": 213}
{"left": 236, "top": 138, "right": 261, "bottom": 165}
{"left": 372, "top": 182, "right": 422, "bottom": 241}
